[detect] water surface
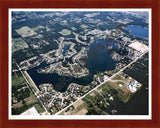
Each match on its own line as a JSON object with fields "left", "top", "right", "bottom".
{"left": 124, "top": 25, "right": 149, "bottom": 39}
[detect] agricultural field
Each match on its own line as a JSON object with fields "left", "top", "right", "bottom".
{"left": 15, "top": 26, "right": 37, "bottom": 37}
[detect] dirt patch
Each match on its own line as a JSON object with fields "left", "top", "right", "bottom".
{"left": 73, "top": 100, "right": 84, "bottom": 108}
{"left": 12, "top": 100, "right": 23, "bottom": 108}
{"left": 76, "top": 108, "right": 88, "bottom": 115}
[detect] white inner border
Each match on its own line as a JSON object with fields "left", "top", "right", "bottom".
{"left": 9, "top": 8, "right": 152, "bottom": 120}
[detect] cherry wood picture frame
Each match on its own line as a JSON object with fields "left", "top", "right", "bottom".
{"left": 0, "top": 0, "right": 160, "bottom": 128}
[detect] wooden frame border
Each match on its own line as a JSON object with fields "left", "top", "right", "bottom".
{"left": 0, "top": 0, "right": 160, "bottom": 128}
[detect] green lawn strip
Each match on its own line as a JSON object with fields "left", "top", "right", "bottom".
{"left": 117, "top": 88, "right": 125, "bottom": 95}
{"left": 116, "top": 81, "right": 125, "bottom": 86}
{"left": 34, "top": 103, "right": 45, "bottom": 113}
{"left": 112, "top": 75, "right": 123, "bottom": 80}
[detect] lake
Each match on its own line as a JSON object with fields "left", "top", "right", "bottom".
{"left": 124, "top": 25, "right": 149, "bottom": 39}
{"left": 28, "top": 39, "right": 117, "bottom": 92}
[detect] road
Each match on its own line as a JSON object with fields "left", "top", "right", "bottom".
{"left": 54, "top": 51, "right": 148, "bottom": 115}
{"left": 23, "top": 71, "right": 40, "bottom": 94}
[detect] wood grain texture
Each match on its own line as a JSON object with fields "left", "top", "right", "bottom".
{"left": 0, "top": 0, "right": 160, "bottom": 128}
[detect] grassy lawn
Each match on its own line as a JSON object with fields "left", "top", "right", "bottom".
{"left": 34, "top": 103, "right": 45, "bottom": 113}
{"left": 117, "top": 88, "right": 125, "bottom": 94}
{"left": 116, "top": 81, "right": 125, "bottom": 86}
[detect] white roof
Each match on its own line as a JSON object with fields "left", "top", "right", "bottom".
{"left": 21, "top": 107, "right": 40, "bottom": 116}
{"left": 128, "top": 41, "right": 148, "bottom": 53}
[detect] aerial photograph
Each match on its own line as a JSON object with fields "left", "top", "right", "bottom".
{"left": 10, "top": 9, "right": 150, "bottom": 118}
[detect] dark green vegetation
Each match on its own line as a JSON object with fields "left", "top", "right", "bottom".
{"left": 12, "top": 84, "right": 30, "bottom": 102}
{"left": 116, "top": 81, "right": 125, "bottom": 86}
{"left": 116, "top": 53, "right": 149, "bottom": 115}
{"left": 124, "top": 53, "right": 149, "bottom": 86}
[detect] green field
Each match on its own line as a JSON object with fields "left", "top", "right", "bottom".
{"left": 59, "top": 29, "right": 71, "bottom": 36}
{"left": 12, "top": 38, "right": 28, "bottom": 53}
{"left": 116, "top": 81, "right": 125, "bottom": 86}
{"left": 12, "top": 72, "right": 25, "bottom": 86}
{"left": 16, "top": 26, "right": 37, "bottom": 37}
